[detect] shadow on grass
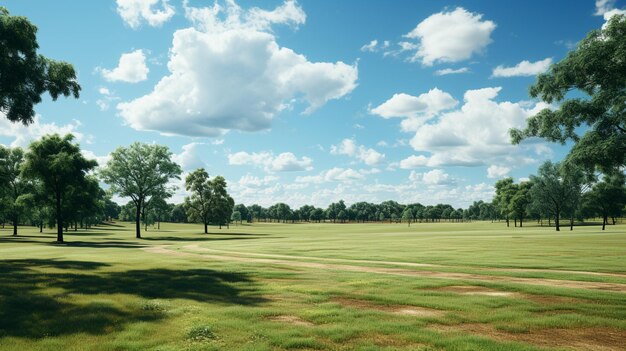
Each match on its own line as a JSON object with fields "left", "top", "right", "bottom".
{"left": 0, "top": 259, "right": 266, "bottom": 339}
{"left": 141, "top": 236, "right": 267, "bottom": 242}
{"left": 59, "top": 241, "right": 148, "bottom": 249}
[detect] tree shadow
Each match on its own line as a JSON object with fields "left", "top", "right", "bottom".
{"left": 58, "top": 241, "right": 148, "bottom": 249}
{"left": 0, "top": 259, "right": 266, "bottom": 339}
{"left": 141, "top": 236, "right": 265, "bottom": 242}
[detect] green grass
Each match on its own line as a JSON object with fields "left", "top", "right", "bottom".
{"left": 0, "top": 221, "right": 624, "bottom": 350}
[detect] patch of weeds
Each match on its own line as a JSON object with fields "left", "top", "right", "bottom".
{"left": 187, "top": 325, "right": 217, "bottom": 342}
{"left": 141, "top": 299, "right": 168, "bottom": 312}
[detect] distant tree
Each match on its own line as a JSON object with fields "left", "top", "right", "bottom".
{"left": 148, "top": 195, "right": 170, "bottom": 230}
{"left": 511, "top": 15, "right": 626, "bottom": 174}
{"left": 0, "top": 146, "right": 32, "bottom": 235}
{"left": 231, "top": 211, "right": 242, "bottom": 224}
{"left": 209, "top": 176, "right": 234, "bottom": 229}
{"left": 234, "top": 204, "right": 250, "bottom": 223}
{"left": 582, "top": 173, "right": 626, "bottom": 230}
{"left": 170, "top": 203, "right": 187, "bottom": 223}
{"left": 529, "top": 161, "right": 576, "bottom": 231}
{"left": 494, "top": 178, "right": 515, "bottom": 227}
{"left": 401, "top": 208, "right": 414, "bottom": 227}
{"left": 22, "top": 134, "right": 96, "bottom": 242}
{"left": 184, "top": 168, "right": 213, "bottom": 233}
{"left": 100, "top": 142, "right": 181, "bottom": 238}
{"left": 309, "top": 208, "right": 324, "bottom": 223}
{"left": 0, "top": 7, "right": 80, "bottom": 124}
{"left": 509, "top": 181, "right": 532, "bottom": 227}
{"left": 104, "top": 197, "right": 121, "bottom": 220}
{"left": 337, "top": 210, "right": 347, "bottom": 223}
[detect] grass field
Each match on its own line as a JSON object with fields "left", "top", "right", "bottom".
{"left": 0, "top": 221, "right": 624, "bottom": 351}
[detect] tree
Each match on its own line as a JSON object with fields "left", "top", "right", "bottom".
{"left": 493, "top": 178, "right": 515, "bottom": 227}
{"left": 0, "top": 146, "right": 32, "bottom": 235}
{"left": 511, "top": 15, "right": 626, "bottom": 174}
{"left": 509, "top": 182, "right": 531, "bottom": 227}
{"left": 529, "top": 161, "right": 575, "bottom": 231}
{"left": 184, "top": 168, "right": 212, "bottom": 233}
{"left": 209, "top": 176, "right": 234, "bottom": 229}
{"left": 582, "top": 173, "right": 626, "bottom": 230}
{"left": 100, "top": 143, "right": 181, "bottom": 239}
{"left": 401, "top": 208, "right": 414, "bottom": 227}
{"left": 231, "top": 211, "right": 242, "bottom": 224}
{"left": 170, "top": 203, "right": 187, "bottom": 223}
{"left": 0, "top": 7, "right": 80, "bottom": 124}
{"left": 22, "top": 134, "right": 96, "bottom": 242}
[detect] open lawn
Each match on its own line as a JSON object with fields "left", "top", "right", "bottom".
{"left": 0, "top": 221, "right": 624, "bottom": 351}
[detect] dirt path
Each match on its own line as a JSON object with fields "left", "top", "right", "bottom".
{"left": 142, "top": 245, "right": 626, "bottom": 293}
{"left": 182, "top": 245, "right": 626, "bottom": 279}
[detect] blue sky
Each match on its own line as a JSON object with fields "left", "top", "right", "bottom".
{"left": 1, "top": 0, "right": 623, "bottom": 207}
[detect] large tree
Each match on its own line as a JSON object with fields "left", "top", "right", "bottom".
{"left": 0, "top": 146, "right": 32, "bottom": 235}
{"left": 22, "top": 134, "right": 96, "bottom": 242}
{"left": 493, "top": 178, "right": 515, "bottom": 227}
{"left": 529, "top": 161, "right": 579, "bottom": 231}
{"left": 183, "top": 168, "right": 213, "bottom": 234}
{"left": 582, "top": 173, "right": 626, "bottom": 230}
{"left": 510, "top": 15, "right": 626, "bottom": 173}
{"left": 100, "top": 143, "right": 181, "bottom": 239}
{"left": 209, "top": 176, "right": 234, "bottom": 229}
{"left": 0, "top": 7, "right": 80, "bottom": 124}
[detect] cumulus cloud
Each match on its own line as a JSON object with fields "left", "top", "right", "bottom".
{"left": 399, "top": 155, "right": 429, "bottom": 169}
{"left": 435, "top": 67, "right": 469, "bottom": 76}
{"left": 81, "top": 150, "right": 111, "bottom": 168}
{"left": 404, "top": 7, "right": 496, "bottom": 66}
{"left": 406, "top": 87, "right": 551, "bottom": 167}
{"left": 99, "top": 49, "right": 149, "bottom": 83}
{"left": 330, "top": 138, "right": 385, "bottom": 166}
{"left": 0, "top": 114, "right": 84, "bottom": 148}
{"left": 370, "top": 88, "right": 458, "bottom": 132}
{"left": 295, "top": 167, "right": 364, "bottom": 183}
{"left": 96, "top": 87, "right": 120, "bottom": 111}
{"left": 228, "top": 151, "right": 313, "bottom": 172}
{"left": 117, "top": 0, "right": 358, "bottom": 137}
{"left": 409, "top": 169, "right": 454, "bottom": 185}
{"left": 238, "top": 174, "right": 279, "bottom": 187}
{"left": 172, "top": 142, "right": 207, "bottom": 171}
{"left": 487, "top": 165, "right": 511, "bottom": 178}
{"left": 595, "top": 0, "right": 626, "bottom": 28}
{"left": 116, "top": 0, "right": 175, "bottom": 28}
{"left": 492, "top": 58, "right": 552, "bottom": 78}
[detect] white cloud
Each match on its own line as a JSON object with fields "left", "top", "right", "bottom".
{"left": 295, "top": 167, "right": 364, "bottom": 184}
{"left": 96, "top": 87, "right": 120, "bottom": 111}
{"left": 399, "top": 155, "right": 429, "bottom": 169}
{"left": 404, "top": 7, "right": 496, "bottom": 66}
{"left": 594, "top": 0, "right": 626, "bottom": 27}
{"left": 407, "top": 87, "right": 552, "bottom": 167}
{"left": 492, "top": 58, "right": 552, "bottom": 78}
{"left": 361, "top": 39, "right": 378, "bottom": 52}
{"left": 0, "top": 114, "right": 84, "bottom": 148}
{"left": 487, "top": 165, "right": 511, "bottom": 178}
{"left": 409, "top": 169, "right": 453, "bottom": 185}
{"left": 116, "top": 0, "right": 175, "bottom": 29}
{"left": 228, "top": 151, "right": 313, "bottom": 172}
{"left": 99, "top": 49, "right": 149, "bottom": 83}
{"left": 238, "top": 174, "right": 279, "bottom": 187}
{"left": 172, "top": 142, "right": 207, "bottom": 171}
{"left": 81, "top": 150, "right": 111, "bottom": 168}
{"left": 330, "top": 138, "right": 385, "bottom": 166}
{"left": 370, "top": 88, "right": 458, "bottom": 132}
{"left": 435, "top": 67, "right": 469, "bottom": 76}
{"left": 118, "top": 0, "right": 357, "bottom": 137}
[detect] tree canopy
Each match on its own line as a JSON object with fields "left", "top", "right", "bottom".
{"left": 0, "top": 7, "right": 80, "bottom": 124}
{"left": 510, "top": 14, "right": 626, "bottom": 173}
{"left": 100, "top": 142, "right": 181, "bottom": 239}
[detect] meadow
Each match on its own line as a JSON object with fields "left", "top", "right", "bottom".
{"left": 0, "top": 221, "right": 624, "bottom": 351}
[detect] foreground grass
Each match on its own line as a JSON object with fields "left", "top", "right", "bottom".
{"left": 0, "top": 221, "right": 624, "bottom": 350}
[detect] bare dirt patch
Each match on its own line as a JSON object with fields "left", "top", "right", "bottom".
{"left": 433, "top": 285, "right": 519, "bottom": 297}
{"left": 334, "top": 297, "right": 443, "bottom": 318}
{"left": 144, "top": 245, "right": 626, "bottom": 293}
{"left": 268, "top": 315, "right": 313, "bottom": 327}
{"left": 431, "top": 323, "right": 626, "bottom": 351}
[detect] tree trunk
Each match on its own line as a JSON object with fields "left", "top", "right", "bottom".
{"left": 570, "top": 216, "right": 574, "bottom": 231}
{"left": 204, "top": 221, "right": 208, "bottom": 234}
{"left": 12, "top": 215, "right": 17, "bottom": 236}
{"left": 506, "top": 215, "right": 509, "bottom": 227}
{"left": 135, "top": 200, "right": 142, "bottom": 239}
{"left": 520, "top": 214, "right": 523, "bottom": 228}
{"left": 39, "top": 222, "right": 43, "bottom": 233}
{"left": 602, "top": 215, "right": 607, "bottom": 230}
{"left": 514, "top": 218, "right": 517, "bottom": 227}
{"left": 56, "top": 191, "right": 63, "bottom": 242}
{"left": 555, "top": 211, "right": 560, "bottom": 231}
{"left": 158, "top": 221, "right": 160, "bottom": 230}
